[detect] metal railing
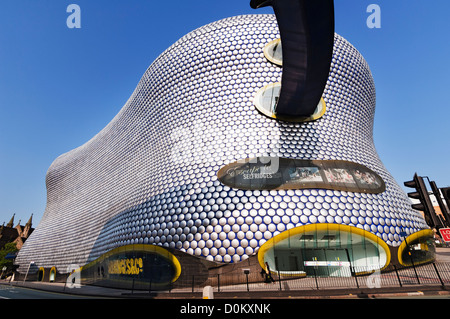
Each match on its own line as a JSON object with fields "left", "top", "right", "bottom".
{"left": 166, "top": 262, "right": 450, "bottom": 293}
{"left": 12, "top": 261, "right": 450, "bottom": 294}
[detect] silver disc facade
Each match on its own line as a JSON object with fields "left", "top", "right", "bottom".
{"left": 16, "top": 14, "right": 431, "bottom": 278}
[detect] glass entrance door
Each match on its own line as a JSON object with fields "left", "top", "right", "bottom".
{"left": 302, "top": 248, "right": 351, "bottom": 277}
{"left": 258, "top": 224, "right": 391, "bottom": 277}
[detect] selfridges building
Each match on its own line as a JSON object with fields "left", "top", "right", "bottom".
{"left": 16, "top": 1, "right": 435, "bottom": 288}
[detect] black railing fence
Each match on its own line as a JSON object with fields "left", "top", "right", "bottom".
{"left": 161, "top": 262, "right": 450, "bottom": 293}
{"left": 12, "top": 261, "right": 450, "bottom": 294}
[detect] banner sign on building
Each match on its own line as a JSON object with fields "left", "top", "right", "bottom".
{"left": 439, "top": 228, "right": 450, "bottom": 242}
{"left": 218, "top": 157, "right": 385, "bottom": 194}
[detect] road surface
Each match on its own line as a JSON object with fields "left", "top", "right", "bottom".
{"left": 0, "top": 284, "right": 107, "bottom": 299}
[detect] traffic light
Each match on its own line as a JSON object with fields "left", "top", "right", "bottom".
{"left": 404, "top": 173, "right": 442, "bottom": 229}
{"left": 430, "top": 182, "right": 450, "bottom": 227}
{"left": 442, "top": 187, "right": 450, "bottom": 218}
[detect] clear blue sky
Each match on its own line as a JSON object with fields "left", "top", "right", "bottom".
{"left": 1, "top": 0, "right": 449, "bottom": 227}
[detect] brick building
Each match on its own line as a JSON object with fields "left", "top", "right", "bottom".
{"left": 0, "top": 214, "right": 34, "bottom": 250}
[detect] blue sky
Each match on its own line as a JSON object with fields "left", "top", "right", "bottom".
{"left": 0, "top": 0, "right": 449, "bottom": 227}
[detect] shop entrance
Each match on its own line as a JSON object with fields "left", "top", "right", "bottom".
{"left": 272, "top": 247, "right": 353, "bottom": 277}
{"left": 259, "top": 224, "right": 391, "bottom": 278}
{"left": 302, "top": 248, "right": 351, "bottom": 277}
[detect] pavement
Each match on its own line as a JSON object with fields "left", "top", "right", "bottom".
{"left": 436, "top": 246, "right": 450, "bottom": 262}
{"left": 2, "top": 276, "right": 450, "bottom": 300}
{"left": 2, "top": 247, "right": 450, "bottom": 300}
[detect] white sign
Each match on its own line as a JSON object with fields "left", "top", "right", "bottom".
{"left": 304, "top": 261, "right": 351, "bottom": 267}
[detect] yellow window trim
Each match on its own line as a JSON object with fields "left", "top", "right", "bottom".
{"left": 264, "top": 38, "right": 283, "bottom": 66}
{"left": 38, "top": 267, "right": 45, "bottom": 281}
{"left": 82, "top": 244, "right": 182, "bottom": 283}
{"left": 253, "top": 82, "right": 327, "bottom": 122}
{"left": 49, "top": 266, "right": 57, "bottom": 282}
{"left": 257, "top": 223, "right": 391, "bottom": 272}
{"left": 397, "top": 229, "right": 435, "bottom": 266}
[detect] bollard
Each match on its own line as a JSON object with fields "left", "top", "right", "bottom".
{"left": 203, "top": 285, "right": 214, "bottom": 299}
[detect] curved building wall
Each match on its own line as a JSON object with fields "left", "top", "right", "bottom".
{"left": 16, "top": 14, "right": 428, "bottom": 274}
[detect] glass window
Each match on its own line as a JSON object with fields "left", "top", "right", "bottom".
{"left": 259, "top": 224, "right": 390, "bottom": 277}
{"left": 218, "top": 157, "right": 386, "bottom": 194}
{"left": 398, "top": 230, "right": 436, "bottom": 266}
{"left": 80, "top": 244, "right": 182, "bottom": 290}
{"left": 253, "top": 83, "right": 280, "bottom": 118}
{"left": 37, "top": 268, "right": 45, "bottom": 281}
{"left": 264, "top": 39, "right": 283, "bottom": 66}
{"left": 253, "top": 82, "right": 326, "bottom": 122}
{"left": 49, "top": 267, "right": 56, "bottom": 282}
